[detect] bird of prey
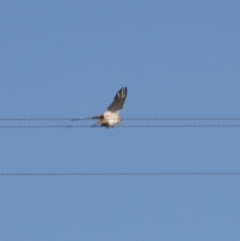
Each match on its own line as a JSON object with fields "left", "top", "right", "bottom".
{"left": 92, "top": 87, "right": 128, "bottom": 128}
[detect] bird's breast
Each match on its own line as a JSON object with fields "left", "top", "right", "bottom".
{"left": 102, "top": 114, "right": 120, "bottom": 126}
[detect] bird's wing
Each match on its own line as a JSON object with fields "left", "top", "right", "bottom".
{"left": 107, "top": 87, "right": 127, "bottom": 114}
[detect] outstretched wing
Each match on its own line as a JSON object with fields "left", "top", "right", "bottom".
{"left": 107, "top": 87, "right": 127, "bottom": 113}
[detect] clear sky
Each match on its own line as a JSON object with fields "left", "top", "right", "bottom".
{"left": 1, "top": 1, "right": 240, "bottom": 240}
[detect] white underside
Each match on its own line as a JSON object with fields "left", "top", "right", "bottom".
{"left": 103, "top": 111, "right": 121, "bottom": 126}
{"left": 105, "top": 118, "right": 119, "bottom": 125}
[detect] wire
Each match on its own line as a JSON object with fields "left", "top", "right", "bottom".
{"left": 0, "top": 172, "right": 240, "bottom": 176}
{"left": 0, "top": 118, "right": 91, "bottom": 121}
{"left": 1, "top": 124, "right": 240, "bottom": 128}
{"left": 1, "top": 117, "right": 240, "bottom": 121}
{"left": 71, "top": 117, "right": 240, "bottom": 121}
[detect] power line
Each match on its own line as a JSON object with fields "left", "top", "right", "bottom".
{"left": 1, "top": 124, "right": 240, "bottom": 128}
{"left": 0, "top": 118, "right": 90, "bottom": 121}
{"left": 1, "top": 117, "right": 240, "bottom": 121}
{"left": 0, "top": 172, "right": 240, "bottom": 176}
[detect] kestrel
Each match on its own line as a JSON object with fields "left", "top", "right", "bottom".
{"left": 92, "top": 87, "right": 128, "bottom": 128}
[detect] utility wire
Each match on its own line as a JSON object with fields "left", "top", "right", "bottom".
{"left": 1, "top": 124, "right": 240, "bottom": 128}
{"left": 0, "top": 172, "right": 240, "bottom": 176}
{"left": 0, "top": 118, "right": 90, "bottom": 121}
{"left": 1, "top": 117, "right": 240, "bottom": 121}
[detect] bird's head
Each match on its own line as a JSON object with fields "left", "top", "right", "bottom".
{"left": 118, "top": 117, "right": 123, "bottom": 124}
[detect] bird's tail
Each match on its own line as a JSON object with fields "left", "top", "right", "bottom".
{"left": 91, "top": 115, "right": 104, "bottom": 120}
{"left": 91, "top": 115, "right": 104, "bottom": 127}
{"left": 91, "top": 122, "right": 99, "bottom": 127}
{"left": 70, "top": 115, "right": 103, "bottom": 121}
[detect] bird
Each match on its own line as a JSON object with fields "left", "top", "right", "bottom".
{"left": 91, "top": 87, "right": 128, "bottom": 128}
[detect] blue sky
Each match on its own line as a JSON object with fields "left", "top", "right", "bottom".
{"left": 1, "top": 1, "right": 240, "bottom": 240}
